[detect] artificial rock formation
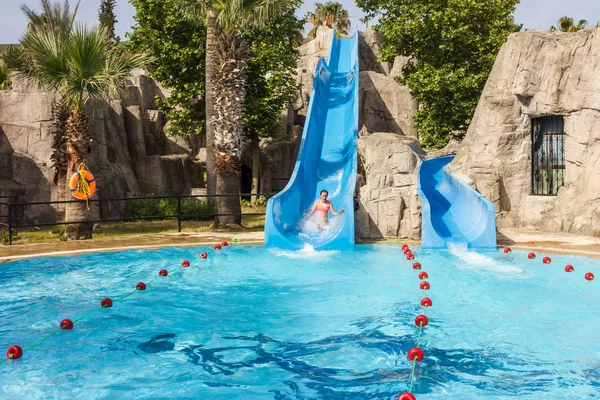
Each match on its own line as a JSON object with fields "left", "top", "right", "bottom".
{"left": 0, "top": 70, "right": 204, "bottom": 223}
{"left": 356, "top": 132, "right": 424, "bottom": 239}
{"left": 447, "top": 27, "right": 600, "bottom": 236}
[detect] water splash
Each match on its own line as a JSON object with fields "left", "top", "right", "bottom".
{"left": 296, "top": 211, "right": 345, "bottom": 245}
{"left": 448, "top": 242, "right": 523, "bottom": 274}
{"left": 271, "top": 243, "right": 339, "bottom": 259}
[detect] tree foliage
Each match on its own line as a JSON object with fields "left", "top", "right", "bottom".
{"left": 0, "top": 61, "right": 10, "bottom": 90}
{"left": 550, "top": 16, "right": 588, "bottom": 32}
{"left": 244, "top": 8, "right": 303, "bottom": 143}
{"left": 307, "top": 2, "right": 350, "bottom": 39}
{"left": 99, "top": 0, "right": 120, "bottom": 43}
{"left": 128, "top": 0, "right": 206, "bottom": 136}
{"left": 357, "top": 0, "right": 521, "bottom": 149}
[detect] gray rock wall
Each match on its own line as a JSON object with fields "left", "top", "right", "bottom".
{"left": 447, "top": 27, "right": 600, "bottom": 236}
{"left": 356, "top": 133, "right": 423, "bottom": 239}
{"left": 0, "top": 70, "right": 204, "bottom": 223}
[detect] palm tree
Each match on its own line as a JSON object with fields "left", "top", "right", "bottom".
{"left": 307, "top": 2, "right": 350, "bottom": 39}
{"left": 14, "top": 0, "right": 80, "bottom": 187}
{"left": 184, "top": 0, "right": 295, "bottom": 226}
{"left": 550, "top": 16, "right": 588, "bottom": 32}
{"left": 9, "top": 17, "right": 148, "bottom": 239}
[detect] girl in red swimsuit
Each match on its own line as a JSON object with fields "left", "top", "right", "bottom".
{"left": 307, "top": 190, "right": 344, "bottom": 227}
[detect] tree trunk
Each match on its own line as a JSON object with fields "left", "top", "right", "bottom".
{"left": 215, "top": 169, "right": 242, "bottom": 226}
{"left": 205, "top": 10, "right": 217, "bottom": 200}
{"left": 65, "top": 173, "right": 95, "bottom": 240}
{"left": 51, "top": 98, "right": 70, "bottom": 220}
{"left": 251, "top": 140, "right": 260, "bottom": 204}
{"left": 211, "top": 31, "right": 247, "bottom": 227}
{"left": 65, "top": 108, "right": 96, "bottom": 240}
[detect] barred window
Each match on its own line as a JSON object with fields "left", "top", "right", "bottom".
{"left": 531, "top": 116, "right": 565, "bottom": 195}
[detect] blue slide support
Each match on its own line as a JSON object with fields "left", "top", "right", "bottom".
{"left": 417, "top": 155, "right": 497, "bottom": 250}
{"left": 264, "top": 32, "right": 359, "bottom": 250}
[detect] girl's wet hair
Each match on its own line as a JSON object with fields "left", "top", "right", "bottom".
{"left": 320, "top": 190, "right": 328, "bottom": 196}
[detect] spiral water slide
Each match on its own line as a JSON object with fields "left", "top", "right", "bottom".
{"left": 264, "top": 32, "right": 359, "bottom": 250}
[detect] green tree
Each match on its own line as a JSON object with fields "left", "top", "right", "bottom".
{"left": 128, "top": 0, "right": 206, "bottom": 137}
{"left": 9, "top": 3, "right": 148, "bottom": 239}
{"left": 99, "top": 0, "right": 120, "bottom": 43}
{"left": 357, "top": 0, "right": 521, "bottom": 149}
{"left": 307, "top": 2, "right": 350, "bottom": 39}
{"left": 244, "top": 8, "right": 303, "bottom": 202}
{"left": 0, "top": 61, "right": 10, "bottom": 90}
{"left": 550, "top": 16, "right": 588, "bottom": 32}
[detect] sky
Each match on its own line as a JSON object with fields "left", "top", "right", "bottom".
{"left": 0, "top": 0, "right": 599, "bottom": 44}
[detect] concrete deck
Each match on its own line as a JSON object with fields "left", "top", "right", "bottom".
{"left": 2, "top": 228, "right": 600, "bottom": 262}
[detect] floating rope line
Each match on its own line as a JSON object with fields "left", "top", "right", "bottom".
{"left": 3, "top": 242, "right": 228, "bottom": 363}
{"left": 504, "top": 247, "right": 596, "bottom": 282}
{"left": 398, "top": 244, "right": 432, "bottom": 400}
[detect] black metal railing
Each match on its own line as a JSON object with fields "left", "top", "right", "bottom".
{"left": 0, "top": 193, "right": 276, "bottom": 245}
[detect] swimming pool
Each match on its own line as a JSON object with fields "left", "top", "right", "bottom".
{"left": 1, "top": 244, "right": 599, "bottom": 399}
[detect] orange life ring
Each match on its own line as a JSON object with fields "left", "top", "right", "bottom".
{"left": 69, "top": 170, "right": 96, "bottom": 200}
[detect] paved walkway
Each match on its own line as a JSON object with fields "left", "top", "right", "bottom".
{"left": 2, "top": 228, "right": 600, "bottom": 262}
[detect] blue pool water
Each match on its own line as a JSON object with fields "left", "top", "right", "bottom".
{"left": 1, "top": 244, "right": 599, "bottom": 399}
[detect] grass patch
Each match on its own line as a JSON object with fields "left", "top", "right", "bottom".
{"left": 7, "top": 207, "right": 265, "bottom": 245}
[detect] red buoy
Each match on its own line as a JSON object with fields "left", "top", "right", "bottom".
{"left": 413, "top": 262, "right": 422, "bottom": 270}
{"left": 418, "top": 271, "right": 429, "bottom": 280}
{"left": 565, "top": 265, "right": 574, "bottom": 272}
{"left": 543, "top": 256, "right": 552, "bottom": 264}
{"left": 221, "top": 241, "right": 229, "bottom": 247}
{"left": 504, "top": 247, "right": 512, "bottom": 253}
{"left": 101, "top": 298, "right": 113, "bottom": 308}
{"left": 420, "top": 281, "right": 430, "bottom": 290}
{"left": 181, "top": 260, "right": 190, "bottom": 267}
{"left": 407, "top": 347, "right": 424, "bottom": 362}
{"left": 397, "top": 393, "right": 416, "bottom": 400}
{"left": 6, "top": 345, "right": 23, "bottom": 360}
{"left": 200, "top": 252, "right": 208, "bottom": 259}
{"left": 415, "top": 315, "right": 429, "bottom": 327}
{"left": 585, "top": 272, "right": 595, "bottom": 281}
{"left": 401, "top": 244, "right": 409, "bottom": 250}
{"left": 404, "top": 248, "right": 412, "bottom": 255}
{"left": 159, "top": 269, "right": 168, "bottom": 276}
{"left": 136, "top": 282, "right": 147, "bottom": 291}
{"left": 421, "top": 297, "right": 432, "bottom": 307}
{"left": 407, "top": 254, "right": 415, "bottom": 260}
{"left": 60, "top": 319, "right": 74, "bottom": 330}
{"left": 528, "top": 252, "right": 536, "bottom": 259}
{"left": 214, "top": 244, "right": 222, "bottom": 250}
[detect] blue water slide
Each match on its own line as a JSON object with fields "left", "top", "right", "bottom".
{"left": 417, "top": 156, "right": 497, "bottom": 250}
{"left": 264, "top": 32, "right": 359, "bottom": 250}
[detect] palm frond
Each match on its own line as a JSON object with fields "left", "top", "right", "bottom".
{"left": 215, "top": 0, "right": 295, "bottom": 32}
{"left": 64, "top": 25, "right": 109, "bottom": 107}
{"left": 18, "top": 27, "right": 69, "bottom": 91}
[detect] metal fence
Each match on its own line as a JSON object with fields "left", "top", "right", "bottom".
{"left": 0, "top": 193, "right": 276, "bottom": 245}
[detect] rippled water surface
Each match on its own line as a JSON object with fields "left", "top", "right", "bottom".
{"left": 1, "top": 244, "right": 599, "bottom": 399}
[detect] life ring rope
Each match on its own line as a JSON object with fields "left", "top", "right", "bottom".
{"left": 69, "top": 163, "right": 96, "bottom": 209}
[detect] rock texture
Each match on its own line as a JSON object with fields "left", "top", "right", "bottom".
{"left": 0, "top": 70, "right": 204, "bottom": 223}
{"left": 356, "top": 133, "right": 424, "bottom": 239}
{"left": 447, "top": 27, "right": 600, "bottom": 236}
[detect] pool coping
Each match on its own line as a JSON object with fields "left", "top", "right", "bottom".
{"left": 2, "top": 228, "right": 600, "bottom": 262}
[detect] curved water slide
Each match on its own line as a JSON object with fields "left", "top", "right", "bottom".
{"left": 417, "top": 156, "right": 497, "bottom": 250}
{"left": 264, "top": 32, "right": 359, "bottom": 250}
